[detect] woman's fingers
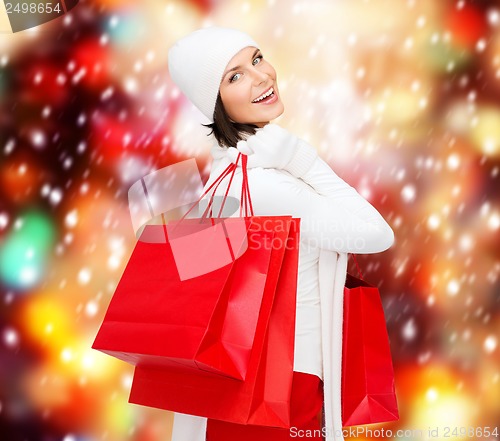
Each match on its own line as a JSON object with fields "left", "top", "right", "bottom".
{"left": 237, "top": 141, "right": 266, "bottom": 169}
{"left": 236, "top": 140, "right": 253, "bottom": 155}
{"left": 245, "top": 135, "right": 268, "bottom": 154}
{"left": 262, "top": 123, "right": 284, "bottom": 137}
{"left": 226, "top": 147, "right": 239, "bottom": 164}
{"left": 227, "top": 142, "right": 261, "bottom": 168}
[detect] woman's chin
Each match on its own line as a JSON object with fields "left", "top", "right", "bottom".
{"left": 231, "top": 101, "right": 285, "bottom": 126}
{"left": 255, "top": 103, "right": 285, "bottom": 124}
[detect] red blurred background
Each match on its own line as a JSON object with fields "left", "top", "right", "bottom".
{"left": 0, "top": 0, "right": 498, "bottom": 440}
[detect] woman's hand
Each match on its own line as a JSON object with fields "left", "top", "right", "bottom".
{"left": 227, "top": 124, "right": 317, "bottom": 177}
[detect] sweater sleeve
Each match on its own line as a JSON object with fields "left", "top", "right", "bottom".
{"left": 230, "top": 162, "right": 394, "bottom": 254}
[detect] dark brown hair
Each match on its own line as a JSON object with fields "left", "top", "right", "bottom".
{"left": 204, "top": 93, "right": 258, "bottom": 148}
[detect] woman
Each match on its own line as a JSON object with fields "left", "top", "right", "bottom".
{"left": 168, "top": 27, "right": 394, "bottom": 441}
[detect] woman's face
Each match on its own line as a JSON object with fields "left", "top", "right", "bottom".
{"left": 219, "top": 46, "right": 284, "bottom": 127}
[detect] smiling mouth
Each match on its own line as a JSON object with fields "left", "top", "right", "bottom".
{"left": 252, "top": 87, "right": 275, "bottom": 103}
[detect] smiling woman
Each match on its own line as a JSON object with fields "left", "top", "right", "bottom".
{"left": 207, "top": 46, "right": 285, "bottom": 148}
{"left": 219, "top": 46, "right": 284, "bottom": 127}
{"left": 165, "top": 26, "right": 395, "bottom": 441}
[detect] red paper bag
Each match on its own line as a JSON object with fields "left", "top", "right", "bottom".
{"left": 92, "top": 216, "right": 277, "bottom": 381}
{"left": 342, "top": 273, "right": 399, "bottom": 426}
{"left": 129, "top": 217, "right": 299, "bottom": 428}
{"left": 164, "top": 216, "right": 249, "bottom": 281}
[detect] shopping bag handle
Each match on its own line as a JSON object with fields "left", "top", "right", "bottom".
{"left": 350, "top": 254, "right": 364, "bottom": 280}
{"left": 180, "top": 157, "right": 238, "bottom": 221}
{"left": 202, "top": 158, "right": 240, "bottom": 219}
{"left": 201, "top": 153, "right": 254, "bottom": 219}
{"left": 240, "top": 155, "right": 254, "bottom": 217}
{"left": 172, "top": 152, "right": 254, "bottom": 227}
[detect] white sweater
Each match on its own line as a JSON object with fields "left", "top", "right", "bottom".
{"left": 172, "top": 139, "right": 394, "bottom": 441}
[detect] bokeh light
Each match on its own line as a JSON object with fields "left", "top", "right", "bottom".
{"left": 0, "top": 211, "right": 55, "bottom": 289}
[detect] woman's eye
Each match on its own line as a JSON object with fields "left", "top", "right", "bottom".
{"left": 253, "top": 55, "right": 263, "bottom": 65}
{"left": 230, "top": 73, "right": 241, "bottom": 83}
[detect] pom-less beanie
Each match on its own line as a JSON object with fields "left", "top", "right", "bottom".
{"left": 168, "top": 27, "right": 258, "bottom": 122}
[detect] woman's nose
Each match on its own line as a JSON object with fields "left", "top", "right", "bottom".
{"left": 251, "top": 67, "right": 269, "bottom": 84}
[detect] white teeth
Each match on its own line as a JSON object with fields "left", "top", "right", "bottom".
{"left": 253, "top": 87, "right": 274, "bottom": 103}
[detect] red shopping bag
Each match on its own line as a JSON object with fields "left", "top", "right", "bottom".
{"left": 129, "top": 216, "right": 299, "bottom": 428}
{"left": 93, "top": 157, "right": 276, "bottom": 381}
{"left": 93, "top": 217, "right": 275, "bottom": 380}
{"left": 164, "top": 216, "right": 248, "bottom": 280}
{"left": 342, "top": 268, "right": 399, "bottom": 426}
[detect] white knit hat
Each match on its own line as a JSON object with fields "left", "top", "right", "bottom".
{"left": 168, "top": 27, "right": 258, "bottom": 122}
